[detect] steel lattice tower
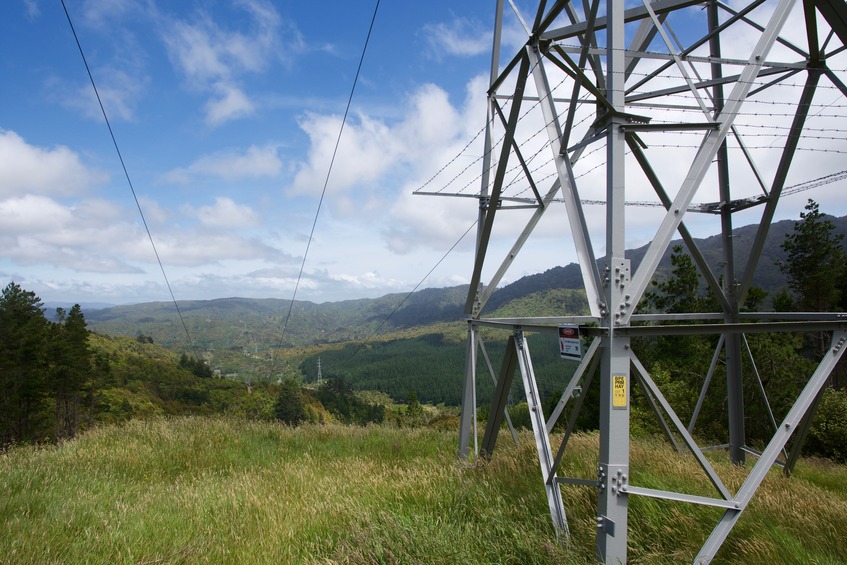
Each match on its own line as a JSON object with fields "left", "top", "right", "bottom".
{"left": 423, "top": 1, "right": 847, "bottom": 562}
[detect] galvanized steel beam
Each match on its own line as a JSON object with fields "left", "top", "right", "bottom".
{"left": 695, "top": 331, "right": 847, "bottom": 563}
{"left": 449, "top": 1, "right": 847, "bottom": 562}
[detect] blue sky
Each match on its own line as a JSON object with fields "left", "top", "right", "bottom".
{"left": 2, "top": 1, "right": 847, "bottom": 306}
{"left": 1, "top": 0, "right": 508, "bottom": 305}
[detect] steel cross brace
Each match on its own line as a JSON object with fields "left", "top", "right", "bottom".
{"left": 694, "top": 330, "right": 847, "bottom": 562}
{"left": 480, "top": 331, "right": 570, "bottom": 539}
{"left": 513, "top": 332, "right": 570, "bottom": 540}
{"left": 623, "top": 0, "right": 799, "bottom": 321}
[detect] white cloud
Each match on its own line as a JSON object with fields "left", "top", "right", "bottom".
{"left": 162, "top": 0, "right": 301, "bottom": 126}
{"left": 282, "top": 74, "right": 509, "bottom": 274}
{"left": 0, "top": 194, "right": 73, "bottom": 233}
{"left": 186, "top": 197, "right": 261, "bottom": 229}
{"left": 289, "top": 79, "right": 486, "bottom": 219}
{"left": 136, "top": 196, "right": 172, "bottom": 225}
{"left": 204, "top": 84, "right": 255, "bottom": 125}
{"left": 385, "top": 193, "right": 477, "bottom": 254}
{"left": 0, "top": 196, "right": 128, "bottom": 250}
{"left": 61, "top": 67, "right": 147, "bottom": 122}
{"left": 165, "top": 17, "right": 234, "bottom": 84}
{"left": 22, "top": 0, "right": 40, "bottom": 19}
{"left": 0, "top": 130, "right": 109, "bottom": 198}
{"left": 0, "top": 178, "right": 273, "bottom": 278}
{"left": 330, "top": 271, "right": 405, "bottom": 290}
{"left": 291, "top": 111, "right": 399, "bottom": 199}
{"left": 0, "top": 194, "right": 143, "bottom": 274}
{"left": 162, "top": 144, "right": 282, "bottom": 182}
{"left": 422, "top": 17, "right": 489, "bottom": 58}
{"left": 73, "top": 197, "right": 125, "bottom": 222}
{"left": 137, "top": 232, "right": 279, "bottom": 267}
{"left": 81, "top": 0, "right": 142, "bottom": 28}
{"left": 174, "top": 268, "right": 306, "bottom": 299}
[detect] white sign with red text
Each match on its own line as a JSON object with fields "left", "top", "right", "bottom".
{"left": 558, "top": 325, "right": 582, "bottom": 361}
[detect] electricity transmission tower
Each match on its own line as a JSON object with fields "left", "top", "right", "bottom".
{"left": 427, "top": 1, "right": 847, "bottom": 562}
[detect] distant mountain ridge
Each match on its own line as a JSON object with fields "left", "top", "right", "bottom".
{"left": 489, "top": 214, "right": 847, "bottom": 307}
{"left": 85, "top": 214, "right": 847, "bottom": 348}
{"left": 44, "top": 301, "right": 116, "bottom": 313}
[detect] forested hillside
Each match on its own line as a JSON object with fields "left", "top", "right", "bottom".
{"left": 83, "top": 214, "right": 847, "bottom": 355}
{"left": 3, "top": 205, "right": 847, "bottom": 461}
{"left": 296, "top": 290, "right": 589, "bottom": 407}
{"left": 0, "top": 282, "right": 281, "bottom": 448}
{"left": 84, "top": 287, "right": 471, "bottom": 351}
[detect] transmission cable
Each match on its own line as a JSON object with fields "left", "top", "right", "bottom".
{"left": 347, "top": 219, "right": 478, "bottom": 360}
{"left": 61, "top": 0, "right": 194, "bottom": 350}
{"left": 279, "top": 0, "right": 381, "bottom": 345}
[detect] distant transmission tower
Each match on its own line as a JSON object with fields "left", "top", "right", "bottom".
{"left": 317, "top": 357, "right": 323, "bottom": 385}
{"left": 422, "top": 1, "right": 847, "bottom": 563}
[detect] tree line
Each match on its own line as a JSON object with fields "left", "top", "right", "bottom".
{"left": 0, "top": 282, "right": 257, "bottom": 449}
{"left": 0, "top": 283, "right": 105, "bottom": 447}
{"left": 274, "top": 375, "right": 386, "bottom": 427}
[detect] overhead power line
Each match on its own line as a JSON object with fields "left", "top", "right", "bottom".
{"left": 278, "top": 0, "right": 382, "bottom": 345}
{"left": 348, "top": 219, "right": 478, "bottom": 360}
{"left": 61, "top": 0, "right": 194, "bottom": 350}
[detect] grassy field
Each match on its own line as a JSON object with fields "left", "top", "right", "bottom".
{"left": 1, "top": 417, "right": 846, "bottom": 564}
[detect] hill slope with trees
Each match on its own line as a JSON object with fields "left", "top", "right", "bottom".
{"left": 3, "top": 203, "right": 846, "bottom": 462}
{"left": 83, "top": 214, "right": 847, "bottom": 352}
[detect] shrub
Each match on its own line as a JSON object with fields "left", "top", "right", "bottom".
{"left": 806, "top": 388, "right": 847, "bottom": 462}
{"left": 274, "top": 378, "right": 307, "bottom": 426}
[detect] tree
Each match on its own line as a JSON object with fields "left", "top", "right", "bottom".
{"left": 778, "top": 199, "right": 846, "bottom": 312}
{"left": 179, "top": 353, "right": 213, "bottom": 379}
{"left": 404, "top": 391, "right": 425, "bottom": 426}
{"left": 85, "top": 353, "right": 113, "bottom": 427}
{"left": 0, "top": 282, "right": 49, "bottom": 448}
{"left": 742, "top": 286, "right": 768, "bottom": 312}
{"left": 778, "top": 199, "right": 847, "bottom": 386}
{"left": 274, "top": 378, "right": 307, "bottom": 426}
{"left": 316, "top": 376, "right": 385, "bottom": 425}
{"left": 639, "top": 248, "right": 722, "bottom": 437}
{"left": 806, "top": 388, "right": 847, "bottom": 462}
{"left": 645, "top": 245, "right": 717, "bottom": 314}
{"left": 49, "top": 305, "right": 91, "bottom": 440}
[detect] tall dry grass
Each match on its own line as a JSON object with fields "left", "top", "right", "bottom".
{"left": 1, "top": 417, "right": 844, "bottom": 564}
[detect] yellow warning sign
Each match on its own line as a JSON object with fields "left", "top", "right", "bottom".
{"left": 613, "top": 375, "right": 627, "bottom": 409}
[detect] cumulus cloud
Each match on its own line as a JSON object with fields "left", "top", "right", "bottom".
{"left": 291, "top": 111, "right": 399, "bottom": 200}
{"left": 0, "top": 148, "right": 274, "bottom": 278}
{"left": 185, "top": 197, "right": 261, "bottom": 229}
{"left": 161, "top": 144, "right": 282, "bottom": 183}
{"left": 0, "top": 130, "right": 109, "bottom": 198}
{"left": 204, "top": 84, "right": 255, "bottom": 125}
{"left": 0, "top": 195, "right": 73, "bottom": 233}
{"left": 289, "top": 79, "right": 486, "bottom": 216}
{"left": 282, "top": 74, "right": 518, "bottom": 266}
{"left": 0, "top": 194, "right": 143, "bottom": 274}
